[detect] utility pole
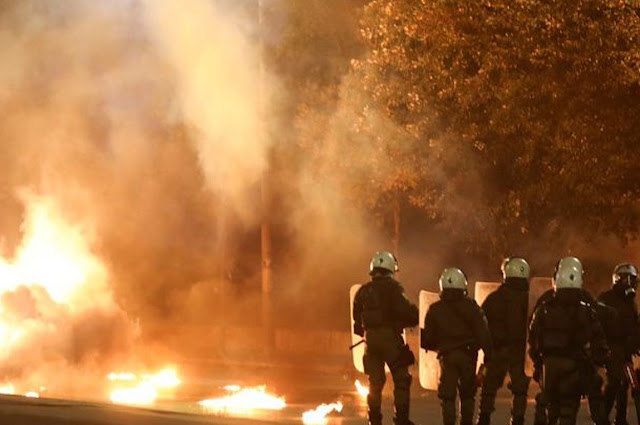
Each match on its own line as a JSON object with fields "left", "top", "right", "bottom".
{"left": 258, "top": 0, "right": 274, "bottom": 355}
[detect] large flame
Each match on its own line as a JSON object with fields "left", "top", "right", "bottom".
{"left": 108, "top": 368, "right": 181, "bottom": 406}
{"left": 0, "top": 194, "right": 132, "bottom": 397}
{"left": 199, "top": 385, "right": 286, "bottom": 416}
{"left": 0, "top": 196, "right": 108, "bottom": 306}
{"left": 302, "top": 402, "right": 343, "bottom": 425}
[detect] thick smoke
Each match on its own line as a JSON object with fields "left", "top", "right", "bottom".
{"left": 0, "top": 0, "right": 383, "bottom": 394}
{"left": 0, "top": 0, "right": 281, "bottom": 393}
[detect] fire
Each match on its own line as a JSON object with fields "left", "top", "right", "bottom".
{"left": 0, "top": 384, "right": 15, "bottom": 395}
{"left": 199, "top": 385, "right": 286, "bottom": 416}
{"left": 355, "top": 379, "right": 369, "bottom": 398}
{"left": 302, "top": 402, "right": 344, "bottom": 425}
{"left": 110, "top": 383, "right": 157, "bottom": 406}
{"left": 0, "top": 195, "right": 133, "bottom": 398}
{"left": 0, "top": 196, "right": 108, "bottom": 305}
{"left": 108, "top": 368, "right": 181, "bottom": 406}
{"left": 25, "top": 392, "right": 39, "bottom": 398}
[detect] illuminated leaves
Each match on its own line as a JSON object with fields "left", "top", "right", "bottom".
{"left": 355, "top": 0, "right": 640, "bottom": 252}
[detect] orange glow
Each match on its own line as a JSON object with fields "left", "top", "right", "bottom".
{"left": 0, "top": 197, "right": 108, "bottom": 306}
{"left": 108, "top": 368, "right": 181, "bottom": 406}
{"left": 302, "top": 402, "right": 343, "bottom": 425}
{"left": 110, "top": 383, "right": 157, "bottom": 406}
{"left": 355, "top": 379, "right": 369, "bottom": 398}
{"left": 0, "top": 383, "right": 15, "bottom": 395}
{"left": 199, "top": 385, "right": 286, "bottom": 416}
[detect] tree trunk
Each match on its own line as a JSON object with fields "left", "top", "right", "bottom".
{"left": 392, "top": 198, "right": 400, "bottom": 256}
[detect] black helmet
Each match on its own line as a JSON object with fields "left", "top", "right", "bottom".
{"left": 613, "top": 263, "right": 638, "bottom": 298}
{"left": 613, "top": 263, "right": 638, "bottom": 287}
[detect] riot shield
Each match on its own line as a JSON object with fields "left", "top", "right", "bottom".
{"left": 419, "top": 290, "right": 440, "bottom": 390}
{"left": 350, "top": 284, "right": 365, "bottom": 373}
{"left": 474, "top": 281, "right": 500, "bottom": 369}
{"left": 529, "top": 277, "right": 552, "bottom": 316}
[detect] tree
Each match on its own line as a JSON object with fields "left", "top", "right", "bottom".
{"left": 351, "top": 0, "right": 640, "bottom": 256}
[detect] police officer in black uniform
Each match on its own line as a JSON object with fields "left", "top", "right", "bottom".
{"left": 352, "top": 251, "right": 419, "bottom": 425}
{"left": 532, "top": 285, "right": 614, "bottom": 425}
{"left": 529, "top": 257, "right": 609, "bottom": 425}
{"left": 478, "top": 257, "right": 531, "bottom": 425}
{"left": 598, "top": 263, "right": 640, "bottom": 425}
{"left": 422, "top": 267, "right": 493, "bottom": 425}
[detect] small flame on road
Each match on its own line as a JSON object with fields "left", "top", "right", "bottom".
{"left": 110, "top": 383, "right": 157, "bottom": 406}
{"left": 25, "top": 392, "right": 39, "bottom": 398}
{"left": 199, "top": 385, "right": 286, "bottom": 416}
{"left": 355, "top": 380, "right": 369, "bottom": 398}
{"left": 108, "top": 368, "right": 181, "bottom": 406}
{"left": 0, "top": 384, "right": 15, "bottom": 395}
{"left": 302, "top": 402, "right": 344, "bottom": 425}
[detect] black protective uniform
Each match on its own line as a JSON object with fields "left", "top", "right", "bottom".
{"left": 529, "top": 289, "right": 609, "bottom": 425}
{"left": 422, "top": 288, "right": 493, "bottom": 425}
{"left": 478, "top": 277, "right": 530, "bottom": 425}
{"left": 353, "top": 270, "right": 419, "bottom": 425}
{"left": 532, "top": 289, "right": 614, "bottom": 425}
{"left": 598, "top": 284, "right": 640, "bottom": 425}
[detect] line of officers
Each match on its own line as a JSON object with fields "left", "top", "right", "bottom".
{"left": 352, "top": 252, "right": 640, "bottom": 425}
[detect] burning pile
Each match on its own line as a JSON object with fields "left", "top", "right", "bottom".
{"left": 108, "top": 368, "right": 181, "bottom": 406}
{"left": 0, "top": 195, "right": 136, "bottom": 398}
{"left": 302, "top": 401, "right": 344, "bottom": 425}
{"left": 199, "top": 385, "right": 286, "bottom": 416}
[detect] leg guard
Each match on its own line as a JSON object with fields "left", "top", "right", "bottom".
{"left": 441, "top": 398, "right": 457, "bottom": 425}
{"left": 461, "top": 398, "right": 475, "bottom": 425}
{"left": 534, "top": 391, "right": 548, "bottom": 425}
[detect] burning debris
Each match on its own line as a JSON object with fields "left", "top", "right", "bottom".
{"left": 0, "top": 195, "right": 137, "bottom": 398}
{"left": 355, "top": 379, "right": 369, "bottom": 398}
{"left": 0, "top": 384, "right": 15, "bottom": 395}
{"left": 198, "top": 385, "right": 286, "bottom": 416}
{"left": 108, "top": 368, "right": 181, "bottom": 406}
{"left": 302, "top": 401, "right": 344, "bottom": 425}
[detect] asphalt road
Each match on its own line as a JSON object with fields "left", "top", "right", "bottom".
{"left": 0, "top": 387, "right": 602, "bottom": 425}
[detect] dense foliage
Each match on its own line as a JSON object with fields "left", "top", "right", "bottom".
{"left": 338, "top": 0, "right": 640, "bottom": 255}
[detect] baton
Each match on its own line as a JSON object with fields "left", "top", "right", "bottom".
{"left": 349, "top": 339, "right": 366, "bottom": 350}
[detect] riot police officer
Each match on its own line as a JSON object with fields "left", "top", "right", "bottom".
{"left": 352, "top": 251, "right": 419, "bottom": 425}
{"left": 478, "top": 257, "right": 531, "bottom": 425}
{"left": 529, "top": 257, "right": 609, "bottom": 425}
{"left": 598, "top": 263, "right": 640, "bottom": 425}
{"left": 421, "top": 268, "right": 493, "bottom": 425}
{"left": 532, "top": 287, "right": 614, "bottom": 425}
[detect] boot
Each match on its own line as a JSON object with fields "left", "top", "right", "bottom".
{"left": 368, "top": 409, "right": 382, "bottom": 425}
{"left": 511, "top": 416, "right": 525, "bottom": 425}
{"left": 477, "top": 413, "right": 491, "bottom": 425}
{"left": 393, "top": 404, "right": 416, "bottom": 425}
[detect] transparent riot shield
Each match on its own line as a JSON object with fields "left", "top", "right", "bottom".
{"left": 529, "top": 277, "right": 552, "bottom": 315}
{"left": 419, "top": 290, "right": 440, "bottom": 390}
{"left": 474, "top": 281, "right": 500, "bottom": 369}
{"left": 350, "top": 284, "right": 365, "bottom": 373}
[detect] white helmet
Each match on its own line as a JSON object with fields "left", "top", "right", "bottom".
{"left": 439, "top": 268, "right": 468, "bottom": 291}
{"left": 369, "top": 251, "right": 398, "bottom": 274}
{"left": 553, "top": 256, "right": 583, "bottom": 289}
{"left": 501, "top": 257, "right": 530, "bottom": 280}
